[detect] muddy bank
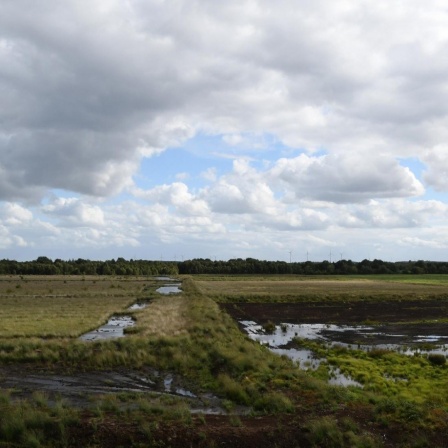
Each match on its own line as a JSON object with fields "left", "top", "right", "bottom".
{"left": 220, "top": 299, "right": 448, "bottom": 325}
{"left": 222, "top": 300, "right": 448, "bottom": 349}
{"left": 0, "top": 366, "right": 226, "bottom": 414}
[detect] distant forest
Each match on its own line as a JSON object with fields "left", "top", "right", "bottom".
{"left": 0, "top": 256, "right": 447, "bottom": 276}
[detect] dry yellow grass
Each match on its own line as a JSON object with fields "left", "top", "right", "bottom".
{"left": 0, "top": 275, "right": 149, "bottom": 337}
{"left": 0, "top": 275, "right": 146, "bottom": 296}
{"left": 0, "top": 295, "right": 134, "bottom": 337}
{"left": 0, "top": 275, "right": 190, "bottom": 339}
{"left": 135, "top": 294, "right": 189, "bottom": 337}
{"left": 196, "top": 277, "right": 448, "bottom": 301}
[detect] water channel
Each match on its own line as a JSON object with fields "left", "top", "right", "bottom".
{"left": 80, "top": 277, "right": 181, "bottom": 341}
{"left": 79, "top": 315, "right": 136, "bottom": 341}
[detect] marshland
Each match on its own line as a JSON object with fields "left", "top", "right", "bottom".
{"left": 0, "top": 273, "right": 447, "bottom": 447}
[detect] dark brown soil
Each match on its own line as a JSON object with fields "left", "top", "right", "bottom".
{"left": 68, "top": 414, "right": 313, "bottom": 448}
{"left": 66, "top": 406, "right": 447, "bottom": 448}
{"left": 221, "top": 299, "right": 448, "bottom": 346}
{"left": 220, "top": 299, "right": 448, "bottom": 324}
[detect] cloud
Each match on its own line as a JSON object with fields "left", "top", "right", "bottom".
{"left": 269, "top": 153, "right": 424, "bottom": 203}
{"left": 1, "top": 0, "right": 448, "bottom": 204}
{"left": 204, "top": 160, "right": 278, "bottom": 214}
{"left": 400, "top": 236, "right": 448, "bottom": 250}
{"left": 200, "top": 167, "right": 217, "bottom": 182}
{"left": 422, "top": 146, "right": 448, "bottom": 191}
{"left": 1, "top": 1, "right": 448, "bottom": 262}
{"left": 336, "top": 199, "right": 448, "bottom": 229}
{"left": 42, "top": 197, "right": 105, "bottom": 227}
{"left": 133, "top": 183, "right": 210, "bottom": 217}
{"left": 0, "top": 201, "right": 61, "bottom": 250}
{"left": 1, "top": 202, "right": 33, "bottom": 225}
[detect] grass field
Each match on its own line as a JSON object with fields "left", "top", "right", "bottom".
{"left": 0, "top": 274, "right": 447, "bottom": 447}
{"left": 0, "top": 276, "right": 151, "bottom": 338}
{"left": 196, "top": 274, "right": 448, "bottom": 302}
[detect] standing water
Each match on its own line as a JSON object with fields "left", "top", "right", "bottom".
{"left": 80, "top": 316, "right": 135, "bottom": 341}
{"left": 156, "top": 283, "right": 182, "bottom": 294}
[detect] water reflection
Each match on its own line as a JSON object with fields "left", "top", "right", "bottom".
{"left": 128, "top": 302, "right": 149, "bottom": 310}
{"left": 239, "top": 319, "right": 447, "bottom": 387}
{"left": 239, "top": 320, "right": 448, "bottom": 355}
{"left": 156, "top": 284, "right": 182, "bottom": 294}
{"left": 164, "top": 374, "right": 197, "bottom": 397}
{"left": 271, "top": 348, "right": 321, "bottom": 369}
{"left": 80, "top": 316, "right": 135, "bottom": 341}
{"left": 328, "top": 368, "right": 362, "bottom": 387}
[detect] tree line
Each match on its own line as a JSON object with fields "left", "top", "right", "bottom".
{"left": 0, "top": 257, "right": 178, "bottom": 276}
{"left": 177, "top": 258, "right": 448, "bottom": 275}
{"left": 0, "top": 257, "right": 447, "bottom": 276}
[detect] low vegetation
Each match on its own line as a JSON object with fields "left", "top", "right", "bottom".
{"left": 0, "top": 274, "right": 447, "bottom": 446}
{"left": 196, "top": 275, "right": 448, "bottom": 302}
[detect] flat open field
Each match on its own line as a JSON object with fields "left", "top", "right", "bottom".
{"left": 208, "top": 274, "right": 448, "bottom": 349}
{"left": 196, "top": 275, "right": 448, "bottom": 301}
{"left": 0, "top": 276, "right": 149, "bottom": 337}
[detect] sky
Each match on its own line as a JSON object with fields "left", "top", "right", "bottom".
{"left": 1, "top": 0, "right": 448, "bottom": 263}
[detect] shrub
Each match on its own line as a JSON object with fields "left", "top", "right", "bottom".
{"left": 427, "top": 354, "right": 446, "bottom": 366}
{"left": 253, "top": 391, "right": 293, "bottom": 413}
{"left": 262, "top": 321, "right": 276, "bottom": 334}
{"left": 217, "top": 374, "right": 250, "bottom": 405}
{"left": 306, "top": 416, "right": 344, "bottom": 448}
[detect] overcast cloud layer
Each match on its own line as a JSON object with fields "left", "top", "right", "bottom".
{"left": 1, "top": 0, "right": 448, "bottom": 262}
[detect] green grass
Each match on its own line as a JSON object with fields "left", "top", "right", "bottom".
{"left": 0, "top": 277, "right": 313, "bottom": 413}
{"left": 364, "top": 274, "right": 448, "bottom": 285}
{"left": 0, "top": 295, "right": 136, "bottom": 338}
{"left": 294, "top": 338, "right": 448, "bottom": 409}
{"left": 0, "top": 275, "right": 156, "bottom": 338}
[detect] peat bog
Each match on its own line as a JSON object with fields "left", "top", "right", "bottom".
{"left": 222, "top": 300, "right": 448, "bottom": 350}
{"left": 0, "top": 275, "right": 448, "bottom": 447}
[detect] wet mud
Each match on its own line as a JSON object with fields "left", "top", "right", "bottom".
{"left": 222, "top": 299, "right": 448, "bottom": 347}
{"left": 0, "top": 366, "right": 226, "bottom": 414}
{"left": 221, "top": 299, "right": 448, "bottom": 324}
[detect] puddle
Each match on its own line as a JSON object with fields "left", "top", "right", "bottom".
{"left": 164, "top": 374, "right": 196, "bottom": 397}
{"left": 156, "top": 283, "right": 182, "bottom": 294}
{"left": 164, "top": 374, "right": 173, "bottom": 392}
{"left": 80, "top": 316, "right": 135, "bottom": 341}
{"left": 128, "top": 302, "right": 149, "bottom": 311}
{"left": 240, "top": 320, "right": 337, "bottom": 346}
{"left": 271, "top": 348, "right": 322, "bottom": 369}
{"left": 328, "top": 368, "right": 362, "bottom": 387}
{"left": 239, "top": 321, "right": 448, "bottom": 355}
{"left": 239, "top": 320, "right": 447, "bottom": 387}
